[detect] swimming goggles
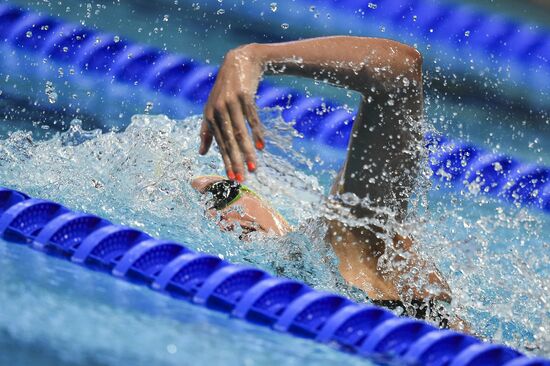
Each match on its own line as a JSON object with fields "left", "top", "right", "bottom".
{"left": 204, "top": 179, "right": 255, "bottom": 210}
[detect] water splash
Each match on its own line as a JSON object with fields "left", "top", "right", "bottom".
{"left": 0, "top": 113, "right": 547, "bottom": 354}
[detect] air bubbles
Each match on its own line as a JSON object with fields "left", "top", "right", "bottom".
{"left": 464, "top": 30, "right": 471, "bottom": 37}
{"left": 216, "top": 9, "right": 225, "bottom": 15}
{"left": 163, "top": 14, "right": 169, "bottom": 22}
{"left": 113, "top": 35, "right": 120, "bottom": 43}
{"left": 144, "top": 101, "right": 154, "bottom": 114}
{"left": 270, "top": 2, "right": 277, "bottom": 12}
{"left": 281, "top": 23, "right": 289, "bottom": 30}
{"left": 368, "top": 2, "right": 377, "bottom": 9}
{"left": 25, "top": 31, "right": 32, "bottom": 38}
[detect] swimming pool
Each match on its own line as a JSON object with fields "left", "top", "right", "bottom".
{"left": 0, "top": 0, "right": 549, "bottom": 365}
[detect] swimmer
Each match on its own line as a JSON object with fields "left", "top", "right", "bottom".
{"left": 194, "top": 36, "right": 465, "bottom": 330}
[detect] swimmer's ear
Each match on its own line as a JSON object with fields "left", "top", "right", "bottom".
{"left": 199, "top": 119, "right": 213, "bottom": 155}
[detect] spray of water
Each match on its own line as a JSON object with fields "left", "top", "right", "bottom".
{"left": 0, "top": 112, "right": 547, "bottom": 354}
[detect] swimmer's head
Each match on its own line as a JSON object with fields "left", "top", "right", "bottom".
{"left": 191, "top": 175, "right": 291, "bottom": 238}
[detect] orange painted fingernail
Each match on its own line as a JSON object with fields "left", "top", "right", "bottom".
{"left": 255, "top": 141, "right": 264, "bottom": 150}
{"left": 236, "top": 173, "right": 244, "bottom": 182}
{"left": 247, "top": 161, "right": 256, "bottom": 172}
{"left": 227, "top": 171, "right": 236, "bottom": 180}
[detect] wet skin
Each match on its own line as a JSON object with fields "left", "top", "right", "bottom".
{"left": 196, "top": 36, "right": 466, "bottom": 330}
{"left": 191, "top": 175, "right": 290, "bottom": 237}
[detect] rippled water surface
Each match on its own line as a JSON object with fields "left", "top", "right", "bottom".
{"left": 0, "top": 113, "right": 548, "bottom": 363}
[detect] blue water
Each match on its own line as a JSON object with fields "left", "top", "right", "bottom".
{"left": 0, "top": 238, "right": 376, "bottom": 366}
{"left": 0, "top": 0, "right": 548, "bottom": 364}
{"left": 0, "top": 114, "right": 548, "bottom": 365}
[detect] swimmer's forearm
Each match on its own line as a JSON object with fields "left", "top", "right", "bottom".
{"left": 235, "top": 36, "right": 422, "bottom": 93}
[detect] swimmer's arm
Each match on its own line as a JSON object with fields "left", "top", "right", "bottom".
{"left": 245, "top": 36, "right": 422, "bottom": 94}
{"left": 199, "top": 36, "right": 422, "bottom": 182}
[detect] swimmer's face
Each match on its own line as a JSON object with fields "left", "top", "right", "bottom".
{"left": 191, "top": 176, "right": 291, "bottom": 238}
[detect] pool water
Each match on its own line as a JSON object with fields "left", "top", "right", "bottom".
{"left": 0, "top": 0, "right": 548, "bottom": 364}
{"left": 0, "top": 237, "right": 374, "bottom": 366}
{"left": 0, "top": 113, "right": 548, "bottom": 365}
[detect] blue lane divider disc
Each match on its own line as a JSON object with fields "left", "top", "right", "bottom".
{"left": 315, "top": 304, "right": 395, "bottom": 349}
{"left": 193, "top": 265, "right": 269, "bottom": 312}
{"left": 232, "top": 277, "right": 311, "bottom": 325}
{"left": 152, "top": 252, "right": 227, "bottom": 297}
{"left": 503, "top": 357, "right": 550, "bottom": 366}
{"left": 78, "top": 34, "right": 129, "bottom": 73}
{"left": 255, "top": 86, "right": 295, "bottom": 109}
{"left": 143, "top": 54, "right": 197, "bottom": 97}
{"left": 0, "top": 6, "right": 25, "bottom": 41}
{"left": 32, "top": 211, "right": 110, "bottom": 254}
{"left": 461, "top": 154, "right": 517, "bottom": 194}
{"left": 316, "top": 108, "right": 355, "bottom": 149}
{"left": 449, "top": 343, "right": 523, "bottom": 366}
{"left": 112, "top": 239, "right": 190, "bottom": 282}
{"left": 111, "top": 45, "right": 163, "bottom": 84}
{"left": 358, "top": 317, "right": 437, "bottom": 357}
{"left": 71, "top": 225, "right": 151, "bottom": 268}
{"left": 44, "top": 25, "right": 95, "bottom": 64}
{"left": 403, "top": 329, "right": 480, "bottom": 366}
{"left": 9, "top": 14, "right": 59, "bottom": 52}
{"left": 0, "top": 187, "right": 28, "bottom": 216}
{"left": 179, "top": 65, "right": 218, "bottom": 103}
{"left": 274, "top": 291, "right": 351, "bottom": 338}
{"left": 0, "top": 199, "right": 69, "bottom": 241}
{"left": 501, "top": 166, "right": 549, "bottom": 207}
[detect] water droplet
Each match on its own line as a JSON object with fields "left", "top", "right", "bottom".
{"left": 270, "top": 2, "right": 278, "bottom": 12}
{"left": 192, "top": 3, "right": 200, "bottom": 10}
{"left": 144, "top": 101, "right": 154, "bottom": 113}
{"left": 379, "top": 25, "right": 385, "bottom": 32}
{"left": 113, "top": 35, "right": 120, "bottom": 43}
{"left": 25, "top": 31, "right": 32, "bottom": 38}
{"left": 216, "top": 8, "right": 225, "bottom": 15}
{"left": 464, "top": 30, "right": 470, "bottom": 37}
{"left": 45, "top": 81, "right": 58, "bottom": 104}
{"left": 166, "top": 344, "right": 177, "bottom": 354}
{"left": 281, "top": 23, "right": 289, "bottom": 30}
{"left": 163, "top": 14, "right": 169, "bottom": 22}
{"left": 368, "top": 2, "right": 377, "bottom": 9}
{"left": 62, "top": 46, "right": 68, "bottom": 53}
{"left": 309, "top": 5, "right": 316, "bottom": 12}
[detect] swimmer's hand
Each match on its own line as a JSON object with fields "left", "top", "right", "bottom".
{"left": 199, "top": 45, "right": 265, "bottom": 182}
{"left": 200, "top": 37, "right": 422, "bottom": 182}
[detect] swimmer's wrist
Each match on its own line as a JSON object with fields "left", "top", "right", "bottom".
{"left": 235, "top": 43, "right": 281, "bottom": 74}
{"left": 227, "top": 43, "right": 265, "bottom": 74}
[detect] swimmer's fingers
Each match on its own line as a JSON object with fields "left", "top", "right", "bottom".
{"left": 199, "top": 120, "right": 213, "bottom": 155}
{"left": 205, "top": 109, "right": 235, "bottom": 179}
{"left": 240, "top": 94, "right": 265, "bottom": 150}
{"left": 228, "top": 101, "right": 257, "bottom": 173}
{"left": 214, "top": 106, "right": 245, "bottom": 181}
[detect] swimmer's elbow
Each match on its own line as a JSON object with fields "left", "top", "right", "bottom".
{"left": 389, "top": 42, "right": 423, "bottom": 81}
{"left": 356, "top": 39, "right": 423, "bottom": 94}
